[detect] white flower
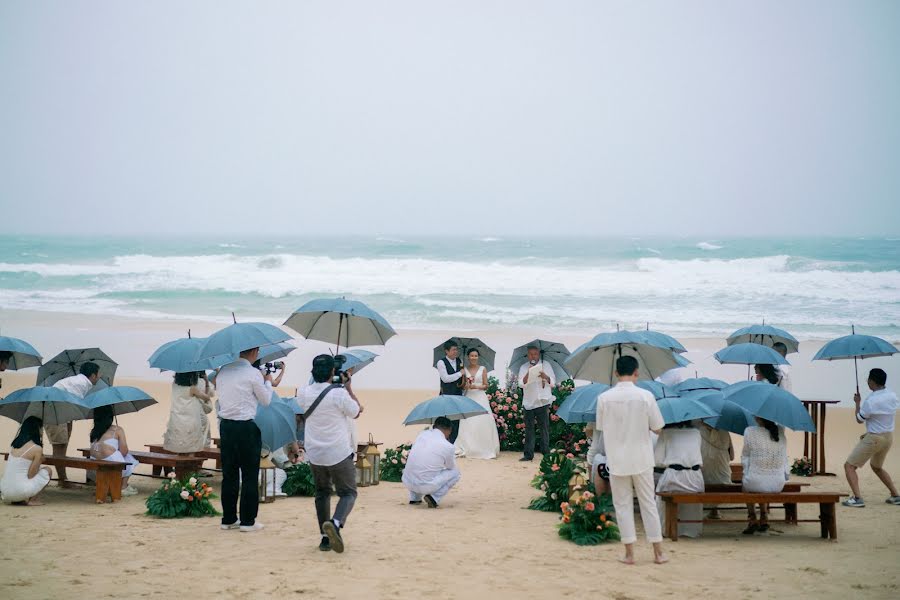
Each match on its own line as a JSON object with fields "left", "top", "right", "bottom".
{"left": 167, "top": 472, "right": 176, "bottom": 479}
{"left": 188, "top": 477, "right": 198, "bottom": 486}
{"left": 551, "top": 493, "right": 557, "bottom": 500}
{"left": 180, "top": 490, "right": 190, "bottom": 500}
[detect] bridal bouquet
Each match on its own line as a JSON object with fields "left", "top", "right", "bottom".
{"left": 558, "top": 489, "right": 620, "bottom": 546}
{"left": 527, "top": 449, "right": 582, "bottom": 512}
{"left": 146, "top": 472, "right": 219, "bottom": 519}
{"left": 380, "top": 443, "right": 413, "bottom": 482}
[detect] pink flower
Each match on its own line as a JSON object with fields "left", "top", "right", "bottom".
{"left": 551, "top": 464, "right": 560, "bottom": 472}
{"left": 550, "top": 414, "right": 560, "bottom": 422}
{"left": 566, "top": 453, "right": 574, "bottom": 459}
{"left": 584, "top": 502, "right": 595, "bottom": 512}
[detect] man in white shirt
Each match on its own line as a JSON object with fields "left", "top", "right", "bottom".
{"left": 597, "top": 355, "right": 668, "bottom": 565}
{"left": 216, "top": 348, "right": 273, "bottom": 533}
{"left": 436, "top": 340, "right": 463, "bottom": 443}
{"left": 402, "top": 417, "right": 460, "bottom": 508}
{"left": 49, "top": 362, "right": 100, "bottom": 487}
{"left": 297, "top": 355, "right": 363, "bottom": 554}
{"left": 843, "top": 368, "right": 900, "bottom": 507}
{"left": 517, "top": 346, "right": 556, "bottom": 462}
{"left": 772, "top": 342, "right": 792, "bottom": 392}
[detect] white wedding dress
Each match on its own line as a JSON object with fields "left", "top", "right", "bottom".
{"left": 454, "top": 366, "right": 500, "bottom": 460}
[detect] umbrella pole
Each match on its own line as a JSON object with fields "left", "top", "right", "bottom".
{"left": 854, "top": 356, "right": 860, "bottom": 396}
{"left": 335, "top": 314, "right": 344, "bottom": 355}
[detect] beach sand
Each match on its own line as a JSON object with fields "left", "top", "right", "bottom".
{"left": 0, "top": 370, "right": 899, "bottom": 600}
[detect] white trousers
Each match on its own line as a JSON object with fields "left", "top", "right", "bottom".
{"left": 405, "top": 468, "right": 461, "bottom": 505}
{"left": 609, "top": 469, "right": 663, "bottom": 544}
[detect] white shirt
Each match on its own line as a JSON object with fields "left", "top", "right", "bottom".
{"left": 402, "top": 428, "right": 456, "bottom": 488}
{"left": 596, "top": 381, "right": 664, "bottom": 476}
{"left": 517, "top": 360, "right": 556, "bottom": 410}
{"left": 52, "top": 374, "right": 94, "bottom": 399}
{"left": 586, "top": 428, "right": 606, "bottom": 467}
{"left": 654, "top": 428, "right": 703, "bottom": 469}
{"left": 215, "top": 359, "right": 272, "bottom": 421}
{"left": 436, "top": 357, "right": 463, "bottom": 384}
{"left": 858, "top": 388, "right": 898, "bottom": 434}
{"left": 296, "top": 382, "right": 359, "bottom": 467}
{"left": 777, "top": 365, "right": 792, "bottom": 392}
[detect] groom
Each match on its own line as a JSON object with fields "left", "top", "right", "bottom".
{"left": 436, "top": 339, "right": 463, "bottom": 443}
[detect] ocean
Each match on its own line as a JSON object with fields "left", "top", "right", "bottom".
{"left": 1, "top": 235, "right": 898, "bottom": 340}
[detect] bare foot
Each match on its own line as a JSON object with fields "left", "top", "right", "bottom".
{"left": 618, "top": 556, "right": 636, "bottom": 565}
{"left": 26, "top": 498, "right": 45, "bottom": 506}
{"left": 654, "top": 553, "right": 670, "bottom": 565}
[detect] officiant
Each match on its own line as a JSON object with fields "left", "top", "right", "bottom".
{"left": 517, "top": 346, "right": 556, "bottom": 461}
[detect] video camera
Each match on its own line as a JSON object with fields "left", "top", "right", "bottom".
{"left": 331, "top": 354, "right": 349, "bottom": 384}
{"left": 259, "top": 361, "right": 284, "bottom": 375}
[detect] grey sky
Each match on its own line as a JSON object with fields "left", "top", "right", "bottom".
{"left": 1, "top": 1, "right": 898, "bottom": 237}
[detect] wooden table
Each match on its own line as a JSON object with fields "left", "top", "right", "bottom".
{"left": 801, "top": 400, "right": 841, "bottom": 476}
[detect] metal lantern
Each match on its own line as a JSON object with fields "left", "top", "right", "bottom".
{"left": 364, "top": 434, "right": 382, "bottom": 485}
{"left": 568, "top": 472, "right": 587, "bottom": 504}
{"left": 259, "top": 454, "right": 277, "bottom": 503}
{"left": 355, "top": 455, "right": 372, "bottom": 487}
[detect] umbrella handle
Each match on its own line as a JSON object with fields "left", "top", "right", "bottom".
{"left": 854, "top": 355, "right": 860, "bottom": 396}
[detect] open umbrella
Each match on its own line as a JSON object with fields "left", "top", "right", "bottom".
{"left": 258, "top": 342, "right": 297, "bottom": 364}
{"left": 197, "top": 318, "right": 292, "bottom": 362}
{"left": 636, "top": 380, "right": 677, "bottom": 400}
{"left": 564, "top": 331, "right": 681, "bottom": 385}
{"left": 403, "top": 395, "right": 488, "bottom": 425}
{"left": 714, "top": 343, "right": 788, "bottom": 366}
{"left": 284, "top": 297, "right": 396, "bottom": 352}
{"left": 37, "top": 348, "right": 118, "bottom": 387}
{"left": 686, "top": 389, "right": 756, "bottom": 435}
{"left": 0, "top": 336, "right": 42, "bottom": 370}
{"left": 0, "top": 386, "right": 90, "bottom": 425}
{"left": 433, "top": 338, "right": 496, "bottom": 372}
{"left": 671, "top": 377, "right": 729, "bottom": 394}
{"left": 255, "top": 395, "right": 299, "bottom": 451}
{"left": 556, "top": 383, "right": 610, "bottom": 424}
{"left": 812, "top": 326, "right": 899, "bottom": 394}
{"left": 656, "top": 395, "right": 719, "bottom": 425}
{"left": 149, "top": 334, "right": 224, "bottom": 373}
{"left": 723, "top": 381, "right": 815, "bottom": 432}
{"left": 727, "top": 324, "right": 799, "bottom": 354}
{"left": 642, "top": 327, "right": 688, "bottom": 354}
{"left": 307, "top": 349, "right": 380, "bottom": 385}
{"left": 508, "top": 339, "right": 571, "bottom": 382}
{"left": 82, "top": 386, "right": 157, "bottom": 418}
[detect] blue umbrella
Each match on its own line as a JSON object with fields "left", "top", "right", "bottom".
{"left": 714, "top": 343, "right": 788, "bottom": 366}
{"left": 727, "top": 324, "right": 799, "bottom": 354}
{"left": 723, "top": 380, "right": 815, "bottom": 432}
{"left": 657, "top": 395, "right": 719, "bottom": 425}
{"left": 308, "top": 349, "right": 379, "bottom": 384}
{"left": 403, "top": 395, "right": 489, "bottom": 425}
{"left": 642, "top": 328, "right": 688, "bottom": 353}
{"left": 672, "top": 377, "right": 729, "bottom": 393}
{"left": 149, "top": 335, "right": 225, "bottom": 373}
{"left": 197, "top": 320, "right": 292, "bottom": 362}
{"left": 255, "top": 395, "right": 299, "bottom": 451}
{"left": 0, "top": 336, "right": 42, "bottom": 370}
{"left": 37, "top": 348, "right": 118, "bottom": 387}
{"left": 636, "top": 380, "right": 677, "bottom": 400}
{"left": 508, "top": 339, "right": 571, "bottom": 382}
{"left": 0, "top": 386, "right": 90, "bottom": 425}
{"left": 564, "top": 331, "right": 682, "bottom": 384}
{"left": 687, "top": 389, "right": 756, "bottom": 435}
{"left": 556, "top": 383, "right": 610, "bottom": 424}
{"left": 284, "top": 297, "right": 396, "bottom": 351}
{"left": 433, "top": 337, "right": 496, "bottom": 372}
{"left": 812, "top": 326, "right": 899, "bottom": 394}
{"left": 81, "top": 386, "right": 158, "bottom": 417}
{"left": 258, "top": 342, "right": 297, "bottom": 364}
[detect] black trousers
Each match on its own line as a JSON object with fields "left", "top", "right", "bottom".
{"left": 523, "top": 405, "right": 550, "bottom": 459}
{"left": 449, "top": 419, "right": 460, "bottom": 444}
{"left": 220, "top": 419, "right": 262, "bottom": 526}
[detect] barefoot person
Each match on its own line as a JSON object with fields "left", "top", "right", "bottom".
{"left": 0, "top": 417, "right": 52, "bottom": 505}
{"left": 403, "top": 417, "right": 460, "bottom": 508}
{"left": 597, "top": 356, "right": 668, "bottom": 565}
{"left": 843, "top": 368, "right": 900, "bottom": 507}
{"left": 48, "top": 362, "right": 101, "bottom": 488}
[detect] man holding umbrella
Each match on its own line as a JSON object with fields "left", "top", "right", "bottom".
{"left": 517, "top": 346, "right": 556, "bottom": 462}
{"left": 49, "top": 362, "right": 101, "bottom": 488}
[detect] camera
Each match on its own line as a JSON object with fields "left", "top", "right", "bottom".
{"left": 331, "top": 354, "right": 348, "bottom": 384}
{"left": 260, "top": 361, "right": 284, "bottom": 375}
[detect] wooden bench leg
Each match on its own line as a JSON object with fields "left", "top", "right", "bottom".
{"left": 785, "top": 503, "right": 798, "bottom": 525}
{"left": 822, "top": 502, "right": 837, "bottom": 540}
{"left": 665, "top": 500, "right": 679, "bottom": 541}
{"left": 95, "top": 471, "right": 111, "bottom": 503}
{"left": 819, "top": 503, "right": 830, "bottom": 539}
{"left": 151, "top": 464, "right": 163, "bottom": 477}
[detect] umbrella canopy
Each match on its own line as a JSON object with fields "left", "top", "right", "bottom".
{"left": 508, "top": 339, "right": 571, "bottom": 382}
{"left": 657, "top": 395, "right": 720, "bottom": 425}
{"left": 197, "top": 322, "right": 292, "bottom": 362}
{"left": 811, "top": 327, "right": 899, "bottom": 393}
{"left": 636, "top": 380, "right": 677, "bottom": 400}
{"left": 149, "top": 337, "right": 224, "bottom": 373}
{"left": 37, "top": 348, "right": 118, "bottom": 387}
{"left": 727, "top": 325, "right": 799, "bottom": 354}
{"left": 642, "top": 329, "right": 688, "bottom": 354}
{"left": 433, "top": 337, "right": 496, "bottom": 372}
{"left": 258, "top": 342, "right": 297, "bottom": 364}
{"left": 556, "top": 383, "right": 610, "bottom": 424}
{"left": 403, "top": 395, "right": 489, "bottom": 425}
{"left": 0, "top": 336, "right": 42, "bottom": 370}
{"left": 672, "top": 377, "right": 729, "bottom": 393}
{"left": 81, "top": 386, "right": 157, "bottom": 417}
{"left": 273, "top": 394, "right": 304, "bottom": 415}
{"left": 284, "top": 297, "right": 396, "bottom": 350}
{"left": 255, "top": 395, "right": 299, "bottom": 451}
{"left": 723, "top": 380, "right": 815, "bottom": 432}
{"left": 0, "top": 386, "right": 90, "bottom": 425}
{"left": 714, "top": 343, "right": 788, "bottom": 366}
{"left": 688, "top": 389, "right": 756, "bottom": 435}
{"left": 308, "top": 349, "right": 380, "bottom": 385}
{"left": 564, "top": 331, "right": 681, "bottom": 385}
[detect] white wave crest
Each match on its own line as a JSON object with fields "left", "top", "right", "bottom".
{"left": 696, "top": 241, "right": 723, "bottom": 251}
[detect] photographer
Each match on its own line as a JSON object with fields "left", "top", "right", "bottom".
{"left": 254, "top": 360, "right": 287, "bottom": 388}
{"left": 296, "top": 355, "right": 363, "bottom": 554}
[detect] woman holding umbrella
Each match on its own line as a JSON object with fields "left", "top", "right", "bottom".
{"left": 1, "top": 417, "right": 52, "bottom": 505}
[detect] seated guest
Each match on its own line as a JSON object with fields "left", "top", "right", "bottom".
{"left": 164, "top": 371, "right": 215, "bottom": 454}
{"left": 654, "top": 421, "right": 704, "bottom": 538}
{"left": 402, "top": 417, "right": 460, "bottom": 508}
{"left": 584, "top": 422, "right": 608, "bottom": 494}
{"left": 741, "top": 417, "right": 789, "bottom": 534}
{"left": 1, "top": 416, "right": 52, "bottom": 505}
{"left": 699, "top": 422, "right": 733, "bottom": 519}
{"left": 89, "top": 406, "right": 140, "bottom": 496}
{"left": 754, "top": 363, "right": 780, "bottom": 386}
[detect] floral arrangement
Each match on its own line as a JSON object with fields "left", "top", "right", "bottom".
{"left": 487, "top": 376, "right": 586, "bottom": 454}
{"left": 528, "top": 449, "right": 582, "bottom": 512}
{"left": 283, "top": 462, "right": 316, "bottom": 496}
{"left": 146, "top": 472, "right": 219, "bottom": 518}
{"left": 380, "top": 443, "right": 412, "bottom": 482}
{"left": 790, "top": 456, "right": 814, "bottom": 477}
{"left": 558, "top": 489, "right": 620, "bottom": 546}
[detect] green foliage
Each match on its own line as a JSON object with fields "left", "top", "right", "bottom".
{"left": 558, "top": 489, "right": 620, "bottom": 546}
{"left": 283, "top": 462, "right": 316, "bottom": 496}
{"left": 380, "top": 443, "right": 412, "bottom": 482}
{"left": 791, "top": 456, "right": 813, "bottom": 477}
{"left": 145, "top": 473, "right": 219, "bottom": 519}
{"left": 527, "top": 450, "right": 582, "bottom": 512}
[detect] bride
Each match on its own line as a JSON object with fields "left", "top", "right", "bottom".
{"left": 454, "top": 349, "right": 500, "bottom": 459}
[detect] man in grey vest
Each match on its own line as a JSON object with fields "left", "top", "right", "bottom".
{"left": 436, "top": 339, "right": 463, "bottom": 443}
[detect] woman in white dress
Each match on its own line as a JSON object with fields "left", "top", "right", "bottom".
{"left": 742, "top": 417, "right": 789, "bottom": 534}
{"left": 164, "top": 371, "right": 215, "bottom": 454}
{"left": 699, "top": 423, "right": 733, "bottom": 519}
{"left": 454, "top": 349, "right": 500, "bottom": 459}
{"left": 655, "top": 422, "right": 705, "bottom": 538}
{"left": 89, "top": 406, "right": 141, "bottom": 496}
{"left": 0, "top": 417, "right": 52, "bottom": 505}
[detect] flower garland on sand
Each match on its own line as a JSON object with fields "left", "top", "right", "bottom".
{"left": 790, "top": 456, "right": 814, "bottom": 477}
{"left": 283, "top": 462, "right": 316, "bottom": 496}
{"left": 146, "top": 472, "right": 219, "bottom": 518}
{"left": 380, "top": 443, "right": 412, "bottom": 482}
{"left": 527, "top": 449, "right": 581, "bottom": 512}
{"left": 558, "top": 489, "right": 620, "bottom": 546}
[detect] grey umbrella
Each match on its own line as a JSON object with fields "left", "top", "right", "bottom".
{"left": 508, "top": 339, "right": 571, "bottom": 382}
{"left": 37, "top": 348, "right": 118, "bottom": 387}
{"left": 432, "top": 337, "right": 496, "bottom": 371}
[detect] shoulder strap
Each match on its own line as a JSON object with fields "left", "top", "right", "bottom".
{"left": 302, "top": 384, "right": 341, "bottom": 421}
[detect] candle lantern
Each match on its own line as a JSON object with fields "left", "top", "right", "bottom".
{"left": 364, "top": 434, "right": 382, "bottom": 485}
{"left": 355, "top": 455, "right": 372, "bottom": 487}
{"left": 259, "top": 453, "right": 277, "bottom": 503}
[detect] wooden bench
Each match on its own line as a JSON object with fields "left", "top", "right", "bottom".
{"left": 3, "top": 452, "right": 125, "bottom": 504}
{"left": 730, "top": 463, "right": 743, "bottom": 483}
{"left": 658, "top": 491, "right": 843, "bottom": 541}
{"left": 145, "top": 444, "right": 222, "bottom": 469}
{"left": 78, "top": 449, "right": 205, "bottom": 479}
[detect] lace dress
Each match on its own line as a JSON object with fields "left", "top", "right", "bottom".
{"left": 741, "top": 426, "right": 789, "bottom": 493}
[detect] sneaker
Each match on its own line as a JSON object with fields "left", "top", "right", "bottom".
{"left": 886, "top": 496, "right": 900, "bottom": 505}
{"left": 121, "top": 485, "right": 139, "bottom": 497}
{"left": 240, "top": 522, "right": 265, "bottom": 532}
{"left": 519, "top": 457, "right": 533, "bottom": 462}
{"left": 220, "top": 521, "right": 240, "bottom": 531}
{"left": 318, "top": 536, "right": 331, "bottom": 552}
{"left": 322, "top": 520, "right": 344, "bottom": 554}
{"left": 424, "top": 494, "right": 438, "bottom": 509}
{"left": 842, "top": 497, "right": 865, "bottom": 508}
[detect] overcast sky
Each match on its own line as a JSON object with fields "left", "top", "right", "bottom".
{"left": 1, "top": 2, "right": 898, "bottom": 237}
